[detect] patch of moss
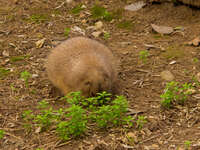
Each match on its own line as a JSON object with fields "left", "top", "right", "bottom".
{"left": 29, "top": 14, "right": 50, "bottom": 23}
{"left": 91, "top": 5, "right": 113, "bottom": 21}
{"left": 71, "top": 4, "right": 84, "bottom": 14}
{"left": 117, "top": 20, "right": 134, "bottom": 30}
{"left": 10, "top": 55, "right": 30, "bottom": 62}
{"left": 161, "top": 45, "right": 185, "bottom": 59}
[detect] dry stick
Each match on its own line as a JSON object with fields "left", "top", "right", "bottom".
{"left": 0, "top": 127, "right": 24, "bottom": 132}
{"left": 55, "top": 141, "right": 71, "bottom": 148}
{"left": 142, "top": 134, "right": 161, "bottom": 143}
{"left": 5, "top": 132, "right": 24, "bottom": 141}
{"left": 0, "top": 113, "right": 24, "bottom": 125}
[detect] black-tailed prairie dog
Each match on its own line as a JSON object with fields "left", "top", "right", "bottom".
{"left": 46, "top": 37, "right": 117, "bottom": 97}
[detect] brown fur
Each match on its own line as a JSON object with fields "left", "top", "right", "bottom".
{"left": 46, "top": 37, "right": 117, "bottom": 97}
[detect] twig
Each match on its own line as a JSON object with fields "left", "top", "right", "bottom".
{"left": 5, "top": 132, "right": 24, "bottom": 141}
{"left": 55, "top": 141, "right": 71, "bottom": 148}
{"left": 142, "top": 134, "right": 161, "bottom": 143}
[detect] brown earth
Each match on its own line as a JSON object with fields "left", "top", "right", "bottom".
{"left": 0, "top": 0, "right": 200, "bottom": 150}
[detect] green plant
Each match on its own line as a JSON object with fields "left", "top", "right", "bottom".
{"left": 20, "top": 71, "right": 31, "bottom": 87}
{"left": 36, "top": 148, "right": 44, "bottom": 150}
{"left": 139, "top": 50, "right": 149, "bottom": 63}
{"left": 91, "top": 95, "right": 133, "bottom": 128}
{"left": 0, "top": 67, "right": 10, "bottom": 79}
{"left": 64, "top": 28, "right": 71, "bottom": 37}
{"left": 91, "top": 5, "right": 113, "bottom": 21}
{"left": 34, "top": 107, "right": 54, "bottom": 130}
{"left": 103, "top": 32, "right": 110, "bottom": 40}
{"left": 38, "top": 100, "right": 49, "bottom": 109}
{"left": 10, "top": 83, "right": 17, "bottom": 91}
{"left": 10, "top": 55, "right": 29, "bottom": 62}
{"left": 193, "top": 57, "right": 199, "bottom": 63}
{"left": 22, "top": 92, "right": 133, "bottom": 140}
{"left": 191, "top": 76, "right": 200, "bottom": 87}
{"left": 29, "top": 14, "right": 49, "bottom": 23}
{"left": 160, "top": 81, "right": 193, "bottom": 108}
{"left": 22, "top": 110, "right": 34, "bottom": 121}
{"left": 184, "top": 140, "right": 191, "bottom": 149}
{"left": 136, "top": 116, "right": 147, "bottom": 129}
{"left": 0, "top": 129, "right": 4, "bottom": 139}
{"left": 56, "top": 104, "right": 87, "bottom": 140}
{"left": 71, "top": 4, "right": 84, "bottom": 14}
{"left": 117, "top": 20, "right": 134, "bottom": 30}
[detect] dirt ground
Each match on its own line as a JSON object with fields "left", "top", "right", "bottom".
{"left": 0, "top": 0, "right": 200, "bottom": 150}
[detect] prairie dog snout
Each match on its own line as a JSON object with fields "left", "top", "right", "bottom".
{"left": 46, "top": 37, "right": 117, "bottom": 97}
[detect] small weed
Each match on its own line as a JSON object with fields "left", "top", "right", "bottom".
{"left": 36, "top": 148, "right": 44, "bottom": 150}
{"left": 191, "top": 76, "right": 200, "bottom": 87}
{"left": 91, "top": 5, "right": 113, "bottom": 21}
{"left": 22, "top": 110, "right": 34, "bottom": 121}
{"left": 34, "top": 108, "right": 54, "bottom": 130}
{"left": 117, "top": 20, "right": 134, "bottom": 30}
{"left": 64, "top": 28, "right": 71, "bottom": 37}
{"left": 193, "top": 57, "right": 199, "bottom": 63}
{"left": 139, "top": 50, "right": 149, "bottom": 63}
{"left": 10, "top": 83, "right": 17, "bottom": 91}
{"left": 29, "top": 14, "right": 49, "bottom": 23}
{"left": 20, "top": 71, "right": 31, "bottom": 87}
{"left": 92, "top": 95, "right": 133, "bottom": 128}
{"left": 160, "top": 81, "right": 193, "bottom": 108}
{"left": 0, "top": 67, "right": 10, "bottom": 79}
{"left": 22, "top": 92, "right": 134, "bottom": 140}
{"left": 71, "top": 4, "right": 84, "bottom": 14}
{"left": 184, "top": 140, "right": 192, "bottom": 149}
{"left": 136, "top": 116, "right": 147, "bottom": 129}
{"left": 103, "top": 32, "right": 110, "bottom": 40}
{"left": 10, "top": 55, "right": 30, "bottom": 62}
{"left": 38, "top": 100, "right": 49, "bottom": 109}
{"left": 0, "top": 129, "right": 4, "bottom": 139}
{"left": 56, "top": 105, "right": 87, "bottom": 140}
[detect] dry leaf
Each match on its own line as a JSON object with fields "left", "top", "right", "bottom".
{"left": 124, "top": 1, "right": 146, "bottom": 11}
{"left": 35, "top": 38, "right": 46, "bottom": 48}
{"left": 151, "top": 24, "right": 174, "bottom": 34}
{"left": 187, "top": 36, "right": 200, "bottom": 46}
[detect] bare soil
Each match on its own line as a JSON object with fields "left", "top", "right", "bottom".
{"left": 0, "top": 0, "right": 200, "bottom": 150}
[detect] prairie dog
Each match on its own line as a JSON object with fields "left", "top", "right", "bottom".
{"left": 46, "top": 37, "right": 117, "bottom": 97}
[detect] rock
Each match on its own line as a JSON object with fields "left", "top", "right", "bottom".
{"left": 32, "top": 74, "right": 39, "bottom": 78}
{"left": 71, "top": 26, "right": 85, "bottom": 35}
{"left": 124, "top": 1, "right": 146, "bottom": 11}
{"left": 160, "top": 70, "right": 174, "bottom": 81}
{"left": 169, "top": 60, "right": 176, "bottom": 65}
{"left": 95, "top": 21, "right": 103, "bottom": 30}
{"left": 91, "top": 31, "right": 102, "bottom": 38}
{"left": 2, "top": 50, "right": 9, "bottom": 57}
{"left": 151, "top": 24, "right": 174, "bottom": 34}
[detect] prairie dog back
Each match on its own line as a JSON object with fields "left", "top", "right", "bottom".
{"left": 46, "top": 37, "right": 117, "bottom": 97}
